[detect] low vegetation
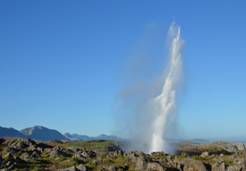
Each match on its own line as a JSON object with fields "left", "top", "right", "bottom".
{"left": 0, "top": 138, "right": 246, "bottom": 171}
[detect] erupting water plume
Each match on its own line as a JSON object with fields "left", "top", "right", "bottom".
{"left": 118, "top": 22, "right": 183, "bottom": 153}
{"left": 149, "top": 23, "right": 183, "bottom": 152}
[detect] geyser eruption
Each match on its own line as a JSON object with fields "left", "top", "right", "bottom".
{"left": 118, "top": 23, "right": 183, "bottom": 153}
{"left": 149, "top": 23, "right": 183, "bottom": 153}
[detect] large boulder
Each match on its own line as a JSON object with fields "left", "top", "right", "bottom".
{"left": 127, "top": 152, "right": 148, "bottom": 170}
{"left": 226, "top": 165, "right": 242, "bottom": 171}
{"left": 182, "top": 159, "right": 207, "bottom": 171}
{"left": 146, "top": 162, "right": 164, "bottom": 171}
{"left": 127, "top": 152, "right": 164, "bottom": 171}
{"left": 212, "top": 162, "right": 225, "bottom": 171}
{"left": 200, "top": 152, "right": 209, "bottom": 158}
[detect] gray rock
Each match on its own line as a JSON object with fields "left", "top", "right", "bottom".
{"left": 200, "top": 152, "right": 209, "bottom": 158}
{"left": 107, "top": 144, "right": 122, "bottom": 152}
{"left": 107, "top": 165, "right": 117, "bottom": 171}
{"left": 11, "top": 140, "right": 28, "bottom": 151}
{"left": 224, "top": 145, "right": 238, "bottom": 154}
{"left": 146, "top": 162, "right": 164, "bottom": 171}
{"left": 79, "top": 150, "right": 96, "bottom": 158}
{"left": 57, "top": 166, "right": 77, "bottom": 171}
{"left": 226, "top": 165, "right": 242, "bottom": 171}
{"left": 87, "top": 150, "right": 96, "bottom": 158}
{"left": 74, "top": 152, "right": 85, "bottom": 160}
{"left": 20, "top": 152, "right": 31, "bottom": 161}
{"left": 31, "top": 150, "right": 41, "bottom": 158}
{"left": 212, "top": 162, "right": 225, "bottom": 171}
{"left": 112, "top": 150, "right": 124, "bottom": 156}
{"left": 127, "top": 152, "right": 148, "bottom": 170}
{"left": 81, "top": 151, "right": 89, "bottom": 158}
{"left": 127, "top": 152, "right": 164, "bottom": 171}
{"left": 50, "top": 146, "right": 69, "bottom": 157}
{"left": 182, "top": 159, "right": 207, "bottom": 171}
{"left": 57, "top": 164, "right": 86, "bottom": 171}
{"left": 76, "top": 164, "right": 87, "bottom": 171}
{"left": 233, "top": 143, "right": 245, "bottom": 151}
{"left": 135, "top": 157, "right": 147, "bottom": 170}
{"left": 6, "top": 160, "right": 16, "bottom": 170}
{"left": 36, "top": 141, "right": 52, "bottom": 150}
{"left": 103, "top": 165, "right": 128, "bottom": 171}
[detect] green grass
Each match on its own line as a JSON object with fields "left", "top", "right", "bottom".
{"left": 64, "top": 140, "right": 119, "bottom": 153}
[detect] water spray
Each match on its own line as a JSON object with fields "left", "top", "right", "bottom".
{"left": 149, "top": 23, "right": 183, "bottom": 152}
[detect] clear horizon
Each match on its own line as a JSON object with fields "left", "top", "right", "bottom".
{"left": 1, "top": 1, "right": 246, "bottom": 139}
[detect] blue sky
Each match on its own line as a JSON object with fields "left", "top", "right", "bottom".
{"left": 0, "top": 1, "right": 246, "bottom": 139}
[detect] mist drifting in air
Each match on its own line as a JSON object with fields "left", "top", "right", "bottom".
{"left": 118, "top": 23, "right": 184, "bottom": 153}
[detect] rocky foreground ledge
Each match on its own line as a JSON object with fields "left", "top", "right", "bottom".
{"left": 0, "top": 138, "right": 246, "bottom": 171}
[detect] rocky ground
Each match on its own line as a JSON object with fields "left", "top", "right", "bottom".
{"left": 0, "top": 138, "right": 246, "bottom": 171}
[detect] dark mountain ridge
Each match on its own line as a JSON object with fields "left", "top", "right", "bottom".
{"left": 0, "top": 126, "right": 26, "bottom": 138}
{"left": 21, "top": 125, "right": 68, "bottom": 141}
{"left": 0, "top": 125, "right": 121, "bottom": 141}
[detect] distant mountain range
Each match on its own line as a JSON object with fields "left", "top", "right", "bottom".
{"left": 0, "top": 125, "right": 121, "bottom": 141}
{"left": 21, "top": 126, "right": 69, "bottom": 141}
{"left": 63, "top": 132, "right": 121, "bottom": 141}
{"left": 0, "top": 126, "right": 26, "bottom": 139}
